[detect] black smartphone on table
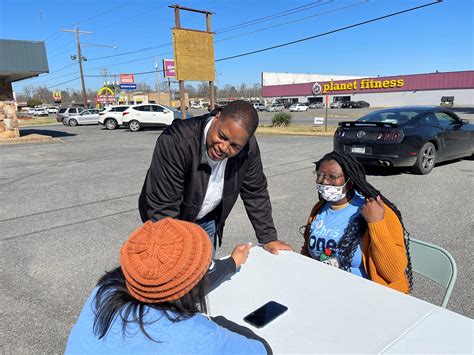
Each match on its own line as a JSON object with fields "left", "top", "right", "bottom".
{"left": 243, "top": 301, "right": 288, "bottom": 328}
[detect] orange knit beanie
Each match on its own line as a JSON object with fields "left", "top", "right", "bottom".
{"left": 120, "top": 218, "right": 212, "bottom": 303}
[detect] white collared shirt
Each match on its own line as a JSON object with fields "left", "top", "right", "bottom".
{"left": 196, "top": 119, "right": 228, "bottom": 220}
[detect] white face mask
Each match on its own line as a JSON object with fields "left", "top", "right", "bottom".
{"left": 316, "top": 180, "right": 350, "bottom": 202}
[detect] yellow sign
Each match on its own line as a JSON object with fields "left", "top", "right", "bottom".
{"left": 52, "top": 91, "right": 62, "bottom": 101}
{"left": 322, "top": 79, "right": 404, "bottom": 94}
{"left": 98, "top": 86, "right": 115, "bottom": 96}
{"left": 172, "top": 29, "right": 215, "bottom": 81}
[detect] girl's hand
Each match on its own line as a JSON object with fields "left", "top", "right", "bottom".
{"left": 231, "top": 242, "right": 252, "bottom": 268}
{"left": 361, "top": 195, "right": 385, "bottom": 223}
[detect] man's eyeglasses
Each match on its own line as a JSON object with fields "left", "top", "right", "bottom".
{"left": 313, "top": 171, "right": 345, "bottom": 183}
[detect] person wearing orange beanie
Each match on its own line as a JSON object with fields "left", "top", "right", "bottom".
{"left": 66, "top": 218, "right": 271, "bottom": 354}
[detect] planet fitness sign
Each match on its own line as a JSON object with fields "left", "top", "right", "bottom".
{"left": 312, "top": 78, "right": 405, "bottom": 95}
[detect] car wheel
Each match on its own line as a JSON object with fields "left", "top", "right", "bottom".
{"left": 104, "top": 118, "right": 118, "bottom": 130}
{"left": 129, "top": 120, "right": 142, "bottom": 132}
{"left": 69, "top": 118, "right": 78, "bottom": 127}
{"left": 412, "top": 142, "right": 436, "bottom": 175}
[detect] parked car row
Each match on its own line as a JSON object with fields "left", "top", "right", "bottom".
{"left": 308, "top": 102, "right": 325, "bottom": 109}
{"left": 330, "top": 101, "right": 370, "bottom": 108}
{"left": 25, "top": 106, "right": 59, "bottom": 116}
{"left": 58, "top": 104, "right": 192, "bottom": 131}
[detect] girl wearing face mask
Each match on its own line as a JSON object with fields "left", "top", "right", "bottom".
{"left": 300, "top": 151, "right": 412, "bottom": 293}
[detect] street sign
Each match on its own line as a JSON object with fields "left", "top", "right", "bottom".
{"left": 120, "top": 84, "right": 137, "bottom": 90}
{"left": 120, "top": 74, "right": 135, "bottom": 84}
{"left": 313, "top": 117, "right": 324, "bottom": 125}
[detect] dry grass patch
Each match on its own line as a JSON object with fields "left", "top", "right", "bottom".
{"left": 256, "top": 125, "right": 336, "bottom": 136}
{"left": 18, "top": 117, "right": 59, "bottom": 126}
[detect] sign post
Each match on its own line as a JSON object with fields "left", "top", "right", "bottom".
{"left": 170, "top": 5, "right": 215, "bottom": 119}
{"left": 163, "top": 59, "right": 175, "bottom": 107}
{"left": 120, "top": 74, "right": 135, "bottom": 105}
{"left": 325, "top": 95, "right": 329, "bottom": 132}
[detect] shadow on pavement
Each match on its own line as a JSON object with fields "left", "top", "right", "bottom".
{"left": 20, "top": 128, "right": 77, "bottom": 138}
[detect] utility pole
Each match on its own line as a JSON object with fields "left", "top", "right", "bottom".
{"left": 62, "top": 27, "right": 92, "bottom": 108}
{"left": 154, "top": 57, "right": 161, "bottom": 104}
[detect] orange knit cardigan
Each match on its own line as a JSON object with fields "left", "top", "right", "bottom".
{"left": 301, "top": 200, "right": 409, "bottom": 293}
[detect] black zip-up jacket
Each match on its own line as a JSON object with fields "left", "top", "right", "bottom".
{"left": 139, "top": 114, "right": 277, "bottom": 246}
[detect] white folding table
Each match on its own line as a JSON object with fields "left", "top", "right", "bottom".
{"left": 207, "top": 246, "right": 473, "bottom": 354}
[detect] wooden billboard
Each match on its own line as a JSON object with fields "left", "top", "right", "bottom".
{"left": 172, "top": 29, "right": 215, "bottom": 81}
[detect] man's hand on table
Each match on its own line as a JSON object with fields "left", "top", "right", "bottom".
{"left": 231, "top": 242, "right": 252, "bottom": 268}
{"left": 263, "top": 240, "right": 294, "bottom": 255}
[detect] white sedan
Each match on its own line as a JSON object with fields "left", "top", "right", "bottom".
{"left": 63, "top": 109, "right": 100, "bottom": 126}
{"left": 122, "top": 104, "right": 177, "bottom": 132}
{"left": 289, "top": 103, "right": 309, "bottom": 112}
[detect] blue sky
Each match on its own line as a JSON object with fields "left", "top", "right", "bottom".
{"left": 1, "top": 0, "right": 472, "bottom": 95}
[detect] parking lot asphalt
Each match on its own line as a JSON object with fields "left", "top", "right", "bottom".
{"left": 0, "top": 123, "right": 473, "bottom": 353}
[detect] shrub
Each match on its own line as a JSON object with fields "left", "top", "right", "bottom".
{"left": 27, "top": 99, "right": 42, "bottom": 107}
{"left": 272, "top": 112, "right": 292, "bottom": 127}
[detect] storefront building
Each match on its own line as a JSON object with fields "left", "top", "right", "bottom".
{"left": 0, "top": 39, "right": 48, "bottom": 138}
{"left": 262, "top": 71, "right": 474, "bottom": 107}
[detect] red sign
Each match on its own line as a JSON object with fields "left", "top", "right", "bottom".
{"left": 95, "top": 95, "right": 116, "bottom": 104}
{"left": 120, "top": 74, "right": 135, "bottom": 84}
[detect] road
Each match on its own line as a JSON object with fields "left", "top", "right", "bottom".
{"left": 0, "top": 123, "right": 472, "bottom": 353}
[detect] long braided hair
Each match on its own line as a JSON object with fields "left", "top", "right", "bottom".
{"left": 315, "top": 151, "right": 413, "bottom": 291}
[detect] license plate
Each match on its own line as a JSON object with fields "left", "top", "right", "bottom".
{"left": 351, "top": 146, "right": 366, "bottom": 154}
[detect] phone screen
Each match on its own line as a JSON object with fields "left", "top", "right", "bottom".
{"left": 243, "top": 301, "right": 288, "bottom": 328}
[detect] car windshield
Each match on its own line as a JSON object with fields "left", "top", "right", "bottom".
{"left": 59, "top": 108, "right": 67, "bottom": 113}
{"left": 358, "top": 110, "right": 421, "bottom": 124}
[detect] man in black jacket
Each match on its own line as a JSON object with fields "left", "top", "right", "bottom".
{"left": 139, "top": 100, "right": 292, "bottom": 256}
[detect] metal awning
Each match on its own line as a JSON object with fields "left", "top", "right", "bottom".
{"left": 0, "top": 39, "right": 49, "bottom": 82}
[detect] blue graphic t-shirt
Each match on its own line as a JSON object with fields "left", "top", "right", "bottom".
{"left": 308, "top": 193, "right": 369, "bottom": 278}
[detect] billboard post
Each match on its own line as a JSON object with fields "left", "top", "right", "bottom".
{"left": 325, "top": 95, "right": 329, "bottom": 132}
{"left": 163, "top": 59, "right": 175, "bottom": 107}
{"left": 170, "top": 5, "right": 215, "bottom": 118}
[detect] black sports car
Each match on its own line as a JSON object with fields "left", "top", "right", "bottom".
{"left": 334, "top": 106, "right": 473, "bottom": 174}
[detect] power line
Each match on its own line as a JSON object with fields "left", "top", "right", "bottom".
{"left": 86, "top": 43, "right": 171, "bottom": 62}
{"left": 215, "top": 1, "right": 368, "bottom": 45}
{"left": 84, "top": 0, "right": 331, "bottom": 63}
{"left": 215, "top": 0, "right": 331, "bottom": 34}
{"left": 86, "top": 5, "right": 159, "bottom": 32}
{"left": 75, "top": 2, "right": 130, "bottom": 26}
{"left": 46, "top": 40, "right": 75, "bottom": 55}
{"left": 47, "top": 76, "right": 81, "bottom": 88}
{"left": 14, "top": 76, "right": 81, "bottom": 95}
{"left": 215, "top": 0, "right": 443, "bottom": 62}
